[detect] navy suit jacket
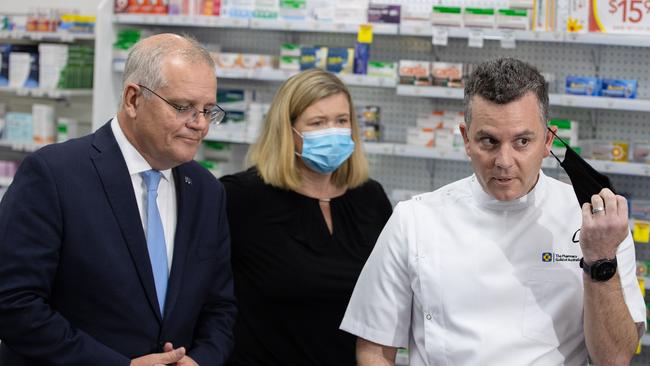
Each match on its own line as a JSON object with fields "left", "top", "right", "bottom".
{"left": 0, "top": 122, "right": 237, "bottom": 366}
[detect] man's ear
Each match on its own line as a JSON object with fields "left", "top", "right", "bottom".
{"left": 122, "top": 83, "right": 140, "bottom": 119}
{"left": 544, "top": 125, "right": 557, "bottom": 157}
{"left": 460, "top": 123, "right": 471, "bottom": 157}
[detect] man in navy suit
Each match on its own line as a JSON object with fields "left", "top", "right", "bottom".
{"left": 0, "top": 33, "right": 236, "bottom": 366}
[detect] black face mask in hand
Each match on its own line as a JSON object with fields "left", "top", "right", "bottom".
{"left": 547, "top": 128, "right": 616, "bottom": 207}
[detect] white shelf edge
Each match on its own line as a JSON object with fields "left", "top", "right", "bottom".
{"left": 113, "top": 14, "right": 250, "bottom": 28}
{"left": 114, "top": 62, "right": 396, "bottom": 88}
{"left": 0, "top": 30, "right": 95, "bottom": 42}
{"left": 0, "top": 140, "right": 47, "bottom": 152}
{"left": 397, "top": 85, "right": 650, "bottom": 112}
{"left": 0, "top": 86, "right": 92, "bottom": 98}
{"left": 205, "top": 129, "right": 254, "bottom": 144}
{"left": 398, "top": 25, "right": 650, "bottom": 47}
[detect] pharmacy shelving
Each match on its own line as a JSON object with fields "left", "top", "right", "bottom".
{"left": 0, "top": 30, "right": 94, "bottom": 42}
{"left": 0, "top": 140, "right": 46, "bottom": 153}
{"left": 115, "top": 64, "right": 650, "bottom": 111}
{"left": 111, "top": 14, "right": 650, "bottom": 48}
{"left": 203, "top": 129, "right": 650, "bottom": 178}
{"left": 113, "top": 14, "right": 249, "bottom": 28}
{"left": 396, "top": 85, "right": 650, "bottom": 113}
{"left": 112, "top": 61, "right": 397, "bottom": 88}
{"left": 399, "top": 25, "right": 650, "bottom": 48}
{"left": 0, "top": 86, "right": 92, "bottom": 99}
{"left": 250, "top": 18, "right": 398, "bottom": 35}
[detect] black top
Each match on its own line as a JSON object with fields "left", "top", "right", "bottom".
{"left": 221, "top": 168, "right": 392, "bottom": 366}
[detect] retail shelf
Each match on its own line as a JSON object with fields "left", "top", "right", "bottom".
{"left": 0, "top": 86, "right": 92, "bottom": 98}
{"left": 363, "top": 142, "right": 650, "bottom": 177}
{"left": 400, "top": 25, "right": 564, "bottom": 43}
{"left": 564, "top": 32, "right": 650, "bottom": 47}
{"left": 198, "top": 135, "right": 650, "bottom": 177}
{"left": 548, "top": 94, "right": 650, "bottom": 112}
{"left": 0, "top": 140, "right": 47, "bottom": 153}
{"left": 113, "top": 14, "right": 250, "bottom": 28}
{"left": 114, "top": 62, "right": 396, "bottom": 87}
{"left": 250, "top": 18, "right": 397, "bottom": 35}
{"left": 205, "top": 128, "right": 253, "bottom": 144}
{"left": 398, "top": 25, "right": 650, "bottom": 47}
{"left": 396, "top": 85, "right": 464, "bottom": 99}
{"left": 0, "top": 30, "right": 94, "bottom": 42}
{"left": 397, "top": 85, "right": 650, "bottom": 112}
{"left": 0, "top": 176, "right": 13, "bottom": 187}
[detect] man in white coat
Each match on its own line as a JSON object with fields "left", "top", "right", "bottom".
{"left": 341, "top": 57, "right": 645, "bottom": 366}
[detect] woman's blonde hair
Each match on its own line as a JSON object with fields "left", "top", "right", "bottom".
{"left": 247, "top": 69, "right": 369, "bottom": 190}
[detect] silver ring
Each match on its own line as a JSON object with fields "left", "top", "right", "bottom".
{"left": 591, "top": 206, "right": 605, "bottom": 214}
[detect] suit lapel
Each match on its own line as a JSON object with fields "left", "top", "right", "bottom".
{"left": 90, "top": 123, "right": 163, "bottom": 323}
{"left": 163, "top": 164, "right": 196, "bottom": 319}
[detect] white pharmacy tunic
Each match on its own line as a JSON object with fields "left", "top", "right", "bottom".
{"left": 341, "top": 172, "right": 645, "bottom": 366}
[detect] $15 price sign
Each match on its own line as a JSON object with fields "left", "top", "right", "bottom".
{"left": 590, "top": 0, "right": 650, "bottom": 33}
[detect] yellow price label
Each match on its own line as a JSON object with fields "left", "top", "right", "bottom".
{"left": 357, "top": 24, "right": 373, "bottom": 44}
{"left": 633, "top": 221, "right": 650, "bottom": 243}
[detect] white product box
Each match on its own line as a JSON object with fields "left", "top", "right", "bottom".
{"left": 32, "top": 103, "right": 56, "bottom": 144}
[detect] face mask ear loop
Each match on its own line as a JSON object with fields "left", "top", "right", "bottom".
{"left": 546, "top": 126, "right": 566, "bottom": 165}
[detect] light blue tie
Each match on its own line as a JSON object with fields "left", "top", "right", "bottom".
{"left": 141, "top": 170, "right": 169, "bottom": 316}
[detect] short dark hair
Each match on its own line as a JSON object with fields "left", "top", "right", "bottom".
{"left": 464, "top": 57, "right": 548, "bottom": 127}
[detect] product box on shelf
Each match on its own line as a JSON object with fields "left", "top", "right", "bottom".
{"left": 307, "top": 0, "right": 334, "bottom": 22}
{"left": 581, "top": 139, "right": 629, "bottom": 162}
{"left": 32, "top": 104, "right": 56, "bottom": 144}
{"left": 279, "top": 0, "right": 307, "bottom": 20}
{"left": 463, "top": 8, "right": 496, "bottom": 29}
{"left": 406, "top": 126, "right": 434, "bottom": 147}
{"left": 4, "top": 112, "right": 33, "bottom": 143}
{"left": 357, "top": 105, "right": 380, "bottom": 142}
{"left": 8, "top": 48, "right": 39, "bottom": 88}
{"left": 254, "top": 0, "right": 278, "bottom": 19}
{"left": 562, "top": 0, "right": 588, "bottom": 33}
{"left": 632, "top": 141, "right": 650, "bottom": 164}
{"left": 399, "top": 60, "right": 430, "bottom": 86}
{"left": 601, "top": 79, "right": 637, "bottom": 99}
{"left": 565, "top": 76, "right": 601, "bottom": 96}
{"left": 300, "top": 46, "right": 327, "bottom": 70}
{"left": 431, "top": 6, "right": 462, "bottom": 27}
{"left": 367, "top": 61, "right": 396, "bottom": 78}
{"left": 326, "top": 47, "right": 354, "bottom": 74}
{"left": 496, "top": 8, "right": 530, "bottom": 30}
{"left": 367, "top": 4, "right": 400, "bottom": 24}
{"left": 532, "top": 0, "right": 557, "bottom": 31}
{"left": 431, "top": 62, "right": 463, "bottom": 88}
{"left": 549, "top": 119, "right": 579, "bottom": 157}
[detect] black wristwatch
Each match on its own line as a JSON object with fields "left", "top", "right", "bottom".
{"left": 580, "top": 257, "right": 617, "bottom": 282}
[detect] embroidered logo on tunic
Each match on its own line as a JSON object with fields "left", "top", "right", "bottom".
{"left": 541, "top": 252, "right": 580, "bottom": 263}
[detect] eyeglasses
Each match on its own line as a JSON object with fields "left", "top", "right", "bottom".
{"left": 137, "top": 84, "right": 226, "bottom": 125}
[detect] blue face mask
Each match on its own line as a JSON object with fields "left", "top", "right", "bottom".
{"left": 294, "top": 127, "right": 355, "bottom": 174}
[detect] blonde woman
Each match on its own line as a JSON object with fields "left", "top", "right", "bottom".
{"left": 221, "top": 69, "right": 392, "bottom": 366}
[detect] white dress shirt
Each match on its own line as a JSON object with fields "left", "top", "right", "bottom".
{"left": 341, "top": 171, "right": 645, "bottom": 366}
{"left": 111, "top": 117, "right": 177, "bottom": 272}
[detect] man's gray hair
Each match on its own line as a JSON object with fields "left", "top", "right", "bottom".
{"left": 122, "top": 34, "right": 215, "bottom": 95}
{"left": 464, "top": 57, "right": 549, "bottom": 128}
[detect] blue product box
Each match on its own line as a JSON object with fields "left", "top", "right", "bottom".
{"left": 0, "top": 44, "right": 9, "bottom": 86}
{"left": 565, "top": 76, "right": 601, "bottom": 96}
{"left": 601, "top": 79, "right": 637, "bottom": 99}
{"left": 299, "top": 46, "right": 327, "bottom": 71}
{"left": 326, "top": 47, "right": 353, "bottom": 74}
{"left": 353, "top": 43, "right": 370, "bottom": 75}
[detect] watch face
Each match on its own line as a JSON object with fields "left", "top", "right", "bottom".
{"left": 594, "top": 261, "right": 617, "bottom": 281}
